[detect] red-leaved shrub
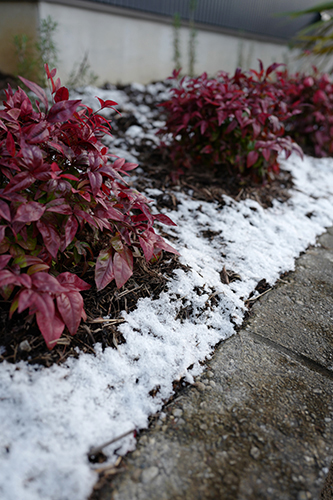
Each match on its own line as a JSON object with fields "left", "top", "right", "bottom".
{"left": 0, "top": 65, "right": 178, "bottom": 349}
{"left": 158, "top": 63, "right": 303, "bottom": 182}
{"left": 275, "top": 69, "right": 333, "bottom": 157}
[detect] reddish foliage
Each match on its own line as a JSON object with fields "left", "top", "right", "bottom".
{"left": 158, "top": 63, "right": 303, "bottom": 182}
{"left": 275, "top": 69, "right": 333, "bottom": 157}
{"left": 0, "top": 64, "right": 178, "bottom": 348}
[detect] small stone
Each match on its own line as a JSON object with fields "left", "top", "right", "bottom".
{"left": 132, "top": 468, "right": 142, "bottom": 482}
{"left": 162, "top": 425, "right": 167, "bottom": 432}
{"left": 297, "top": 491, "right": 311, "bottom": 500}
{"left": 173, "top": 408, "right": 183, "bottom": 418}
{"left": 177, "top": 418, "right": 185, "bottom": 425}
{"left": 324, "top": 417, "right": 332, "bottom": 422}
{"left": 19, "top": 340, "right": 31, "bottom": 352}
{"left": 195, "top": 382, "right": 206, "bottom": 391}
{"left": 141, "top": 466, "right": 159, "bottom": 483}
{"left": 250, "top": 446, "right": 260, "bottom": 459}
{"left": 209, "top": 380, "right": 216, "bottom": 387}
{"left": 200, "top": 423, "right": 208, "bottom": 431}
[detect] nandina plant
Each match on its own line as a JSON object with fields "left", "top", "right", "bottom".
{"left": 159, "top": 63, "right": 303, "bottom": 182}
{"left": 275, "top": 69, "right": 333, "bottom": 157}
{"left": 0, "top": 64, "right": 178, "bottom": 349}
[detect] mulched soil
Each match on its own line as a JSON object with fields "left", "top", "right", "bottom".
{"left": 0, "top": 74, "right": 294, "bottom": 367}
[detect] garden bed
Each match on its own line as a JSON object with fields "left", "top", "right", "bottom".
{"left": 1, "top": 74, "right": 333, "bottom": 500}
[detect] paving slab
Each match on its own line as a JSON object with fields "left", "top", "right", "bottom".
{"left": 90, "top": 228, "right": 333, "bottom": 500}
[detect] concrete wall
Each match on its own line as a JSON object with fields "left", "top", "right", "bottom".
{"left": 0, "top": 0, "right": 292, "bottom": 85}
{"left": 0, "top": 2, "right": 39, "bottom": 76}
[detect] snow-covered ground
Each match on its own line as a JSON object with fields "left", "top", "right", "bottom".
{"left": 1, "top": 84, "right": 333, "bottom": 500}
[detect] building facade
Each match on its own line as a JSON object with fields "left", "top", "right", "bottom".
{"left": 0, "top": 0, "right": 321, "bottom": 85}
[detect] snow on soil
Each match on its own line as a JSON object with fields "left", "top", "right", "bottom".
{"left": 1, "top": 83, "right": 333, "bottom": 500}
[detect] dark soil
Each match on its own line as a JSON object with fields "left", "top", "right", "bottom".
{"left": 0, "top": 74, "right": 295, "bottom": 367}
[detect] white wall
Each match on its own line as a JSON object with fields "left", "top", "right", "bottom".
{"left": 0, "top": 0, "right": 292, "bottom": 85}
{"left": 40, "top": 1, "right": 291, "bottom": 85}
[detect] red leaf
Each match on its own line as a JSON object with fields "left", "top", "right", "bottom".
{"left": 64, "top": 215, "right": 79, "bottom": 248}
{"left": 31, "top": 272, "right": 66, "bottom": 294}
{"left": 262, "top": 148, "right": 271, "bottom": 162}
{"left": 47, "top": 100, "right": 81, "bottom": 123}
{"left": 113, "top": 158, "right": 126, "bottom": 170}
{"left": 60, "top": 173, "right": 79, "bottom": 181}
{"left": 88, "top": 171, "right": 103, "bottom": 196}
{"left": 4, "top": 172, "right": 35, "bottom": 194}
{"left": 46, "top": 202, "right": 72, "bottom": 215}
{"left": 154, "top": 233, "right": 179, "bottom": 256}
{"left": 153, "top": 213, "right": 177, "bottom": 226}
{"left": 226, "top": 120, "right": 238, "bottom": 134}
{"left": 0, "top": 201, "right": 11, "bottom": 222}
{"left": 122, "top": 162, "right": 138, "bottom": 172}
{"left": 36, "top": 220, "right": 61, "bottom": 258}
{"left": 32, "top": 293, "right": 65, "bottom": 349}
{"left": 54, "top": 86, "right": 69, "bottom": 103}
{"left": 139, "top": 232, "right": 155, "bottom": 261}
{"left": 56, "top": 272, "right": 91, "bottom": 291}
{"left": 23, "top": 121, "right": 49, "bottom": 144}
{"left": 106, "top": 206, "right": 124, "bottom": 222}
{"left": 6, "top": 132, "right": 15, "bottom": 157}
{"left": 45, "top": 63, "right": 56, "bottom": 80}
{"left": 17, "top": 273, "right": 32, "bottom": 288}
{"left": 247, "top": 150, "right": 259, "bottom": 169}
{"left": 96, "top": 97, "right": 118, "bottom": 109}
{"left": 0, "top": 254, "right": 11, "bottom": 271}
{"left": 265, "top": 62, "right": 283, "bottom": 77}
{"left": 57, "top": 291, "right": 83, "bottom": 335}
{"left": 14, "top": 201, "right": 46, "bottom": 223}
{"left": 18, "top": 76, "right": 49, "bottom": 110}
{"left": 0, "top": 225, "right": 7, "bottom": 243}
{"left": 113, "top": 247, "right": 133, "bottom": 288}
{"left": 0, "top": 269, "right": 20, "bottom": 287}
{"left": 95, "top": 248, "right": 114, "bottom": 290}
{"left": 17, "top": 289, "right": 35, "bottom": 313}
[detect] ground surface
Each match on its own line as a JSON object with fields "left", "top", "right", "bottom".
{"left": 1, "top": 76, "right": 333, "bottom": 500}
{"left": 90, "top": 229, "right": 333, "bottom": 500}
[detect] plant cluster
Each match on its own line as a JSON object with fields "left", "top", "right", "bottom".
{"left": 275, "top": 69, "right": 333, "bottom": 157}
{"left": 158, "top": 63, "right": 303, "bottom": 182}
{"left": 0, "top": 65, "right": 178, "bottom": 349}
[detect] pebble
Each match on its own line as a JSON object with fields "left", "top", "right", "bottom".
{"left": 250, "top": 446, "right": 260, "bottom": 459}
{"left": 297, "top": 491, "right": 311, "bottom": 500}
{"left": 173, "top": 409, "right": 183, "bottom": 418}
{"left": 195, "top": 382, "right": 206, "bottom": 391}
{"left": 19, "top": 340, "right": 31, "bottom": 352}
{"left": 141, "top": 466, "right": 159, "bottom": 483}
